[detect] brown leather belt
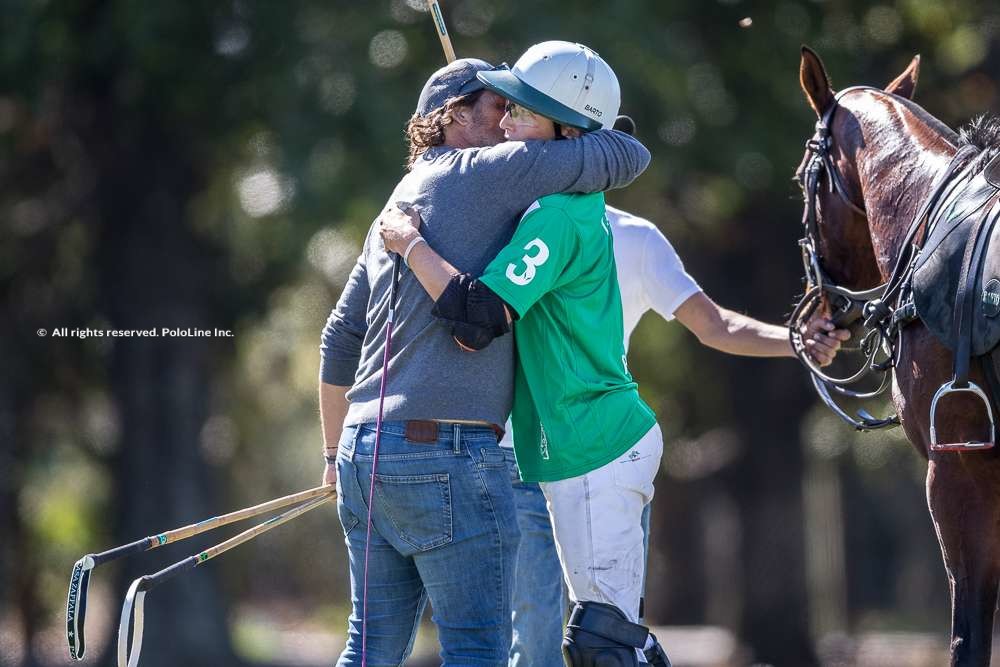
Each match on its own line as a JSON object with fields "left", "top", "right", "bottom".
{"left": 405, "top": 419, "right": 504, "bottom": 443}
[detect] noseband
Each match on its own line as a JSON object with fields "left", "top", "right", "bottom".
{"left": 789, "top": 86, "right": 977, "bottom": 430}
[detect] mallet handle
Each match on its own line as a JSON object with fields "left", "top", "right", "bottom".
{"left": 139, "top": 558, "right": 197, "bottom": 592}
{"left": 155, "top": 484, "right": 334, "bottom": 545}
{"left": 426, "top": 1, "right": 456, "bottom": 63}
{"left": 139, "top": 493, "right": 333, "bottom": 591}
{"left": 91, "top": 484, "right": 334, "bottom": 562}
{"left": 194, "top": 493, "right": 333, "bottom": 564}
{"left": 92, "top": 537, "right": 154, "bottom": 566}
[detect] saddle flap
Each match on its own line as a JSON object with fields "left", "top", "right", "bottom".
{"left": 912, "top": 196, "right": 1000, "bottom": 356}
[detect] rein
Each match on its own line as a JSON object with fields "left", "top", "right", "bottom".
{"left": 789, "top": 86, "right": 977, "bottom": 430}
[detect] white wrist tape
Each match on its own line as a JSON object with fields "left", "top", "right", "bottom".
{"left": 403, "top": 236, "right": 427, "bottom": 267}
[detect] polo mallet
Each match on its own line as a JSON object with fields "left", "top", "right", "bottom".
{"left": 360, "top": 252, "right": 403, "bottom": 666}
{"left": 116, "top": 492, "right": 334, "bottom": 667}
{"left": 66, "top": 484, "right": 334, "bottom": 660}
{"left": 426, "top": 0, "right": 456, "bottom": 63}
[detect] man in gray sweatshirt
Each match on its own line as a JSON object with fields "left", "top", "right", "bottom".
{"left": 319, "top": 58, "right": 650, "bottom": 667}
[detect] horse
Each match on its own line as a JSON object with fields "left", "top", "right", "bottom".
{"left": 791, "top": 46, "right": 1000, "bottom": 666}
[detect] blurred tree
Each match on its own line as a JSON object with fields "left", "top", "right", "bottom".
{"left": 2, "top": 1, "right": 999, "bottom": 666}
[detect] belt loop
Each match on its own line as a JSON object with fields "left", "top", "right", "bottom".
{"left": 452, "top": 423, "right": 461, "bottom": 453}
{"left": 349, "top": 426, "right": 361, "bottom": 462}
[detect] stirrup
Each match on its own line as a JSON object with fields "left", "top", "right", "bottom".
{"left": 929, "top": 380, "right": 996, "bottom": 452}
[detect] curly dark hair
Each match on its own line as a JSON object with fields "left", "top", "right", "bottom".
{"left": 405, "top": 90, "right": 484, "bottom": 169}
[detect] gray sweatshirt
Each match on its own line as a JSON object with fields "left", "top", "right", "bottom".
{"left": 320, "top": 130, "right": 650, "bottom": 427}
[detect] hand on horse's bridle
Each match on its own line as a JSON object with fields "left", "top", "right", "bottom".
{"left": 799, "top": 316, "right": 851, "bottom": 367}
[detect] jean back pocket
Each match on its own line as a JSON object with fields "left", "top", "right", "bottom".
{"left": 375, "top": 473, "right": 453, "bottom": 552}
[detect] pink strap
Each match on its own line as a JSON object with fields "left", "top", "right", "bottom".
{"left": 361, "top": 310, "right": 396, "bottom": 666}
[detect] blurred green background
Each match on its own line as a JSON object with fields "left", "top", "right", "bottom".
{"left": 2, "top": 1, "right": 998, "bottom": 666}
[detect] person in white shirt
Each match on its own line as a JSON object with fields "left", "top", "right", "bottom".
{"left": 507, "top": 117, "right": 848, "bottom": 667}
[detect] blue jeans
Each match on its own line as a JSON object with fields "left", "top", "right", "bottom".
{"left": 508, "top": 462, "right": 652, "bottom": 667}
{"left": 335, "top": 422, "right": 520, "bottom": 667}
{"left": 508, "top": 466, "right": 567, "bottom": 667}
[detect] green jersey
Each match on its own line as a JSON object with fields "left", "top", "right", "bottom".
{"left": 480, "top": 192, "right": 656, "bottom": 482}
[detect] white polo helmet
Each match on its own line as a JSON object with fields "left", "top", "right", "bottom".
{"left": 478, "top": 41, "right": 621, "bottom": 131}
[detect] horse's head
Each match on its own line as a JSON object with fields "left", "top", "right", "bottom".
{"left": 788, "top": 48, "right": 975, "bottom": 433}
{"left": 794, "top": 46, "right": 922, "bottom": 294}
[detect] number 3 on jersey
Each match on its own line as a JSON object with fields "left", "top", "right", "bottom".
{"left": 506, "top": 238, "right": 550, "bottom": 286}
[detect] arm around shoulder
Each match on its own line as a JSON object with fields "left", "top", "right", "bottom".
{"left": 468, "top": 130, "right": 650, "bottom": 206}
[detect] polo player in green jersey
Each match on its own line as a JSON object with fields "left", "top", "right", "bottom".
{"left": 379, "top": 41, "right": 671, "bottom": 666}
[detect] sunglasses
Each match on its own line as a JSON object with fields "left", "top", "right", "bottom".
{"left": 504, "top": 101, "right": 539, "bottom": 120}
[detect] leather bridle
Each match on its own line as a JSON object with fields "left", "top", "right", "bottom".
{"left": 788, "top": 86, "right": 976, "bottom": 430}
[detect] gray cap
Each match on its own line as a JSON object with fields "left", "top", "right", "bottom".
{"left": 415, "top": 57, "right": 494, "bottom": 117}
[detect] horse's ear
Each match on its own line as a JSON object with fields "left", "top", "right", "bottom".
{"left": 885, "top": 55, "right": 920, "bottom": 100}
{"left": 800, "top": 45, "right": 834, "bottom": 117}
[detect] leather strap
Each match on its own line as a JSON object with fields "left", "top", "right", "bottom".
{"left": 405, "top": 420, "right": 438, "bottom": 443}
{"left": 489, "top": 423, "right": 504, "bottom": 441}
{"left": 953, "top": 194, "right": 1000, "bottom": 386}
{"left": 405, "top": 420, "right": 504, "bottom": 443}
{"left": 565, "top": 602, "right": 648, "bottom": 649}
{"left": 643, "top": 635, "right": 673, "bottom": 667}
